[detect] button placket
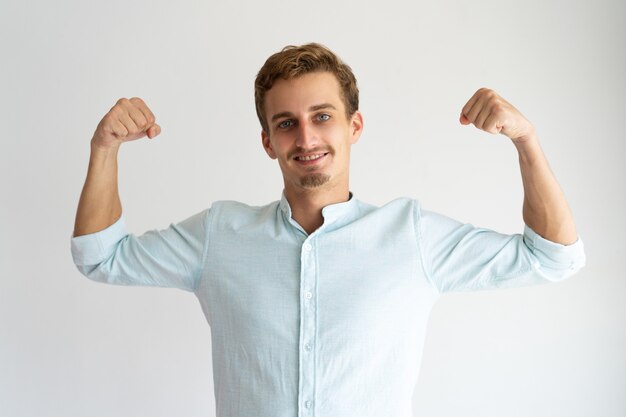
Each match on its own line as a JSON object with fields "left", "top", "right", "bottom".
{"left": 299, "top": 238, "right": 316, "bottom": 415}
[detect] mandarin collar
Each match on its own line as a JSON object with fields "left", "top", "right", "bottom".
{"left": 279, "top": 190, "right": 357, "bottom": 225}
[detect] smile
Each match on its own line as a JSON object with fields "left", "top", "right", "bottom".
{"left": 295, "top": 153, "right": 328, "bottom": 161}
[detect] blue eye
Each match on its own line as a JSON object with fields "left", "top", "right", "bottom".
{"left": 278, "top": 120, "right": 293, "bottom": 129}
{"left": 318, "top": 113, "right": 331, "bottom": 121}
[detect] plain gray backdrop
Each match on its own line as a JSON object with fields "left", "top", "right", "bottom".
{"left": 1, "top": 0, "right": 624, "bottom": 416}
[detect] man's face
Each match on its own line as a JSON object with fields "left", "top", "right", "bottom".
{"left": 261, "top": 71, "right": 363, "bottom": 193}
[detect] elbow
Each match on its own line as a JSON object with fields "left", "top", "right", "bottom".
{"left": 532, "top": 247, "right": 586, "bottom": 283}
{"left": 522, "top": 224, "right": 586, "bottom": 283}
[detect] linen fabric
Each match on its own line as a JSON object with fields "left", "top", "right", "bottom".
{"left": 70, "top": 192, "right": 586, "bottom": 417}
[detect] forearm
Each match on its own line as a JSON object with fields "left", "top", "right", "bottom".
{"left": 73, "top": 141, "right": 122, "bottom": 237}
{"left": 514, "top": 133, "right": 578, "bottom": 245}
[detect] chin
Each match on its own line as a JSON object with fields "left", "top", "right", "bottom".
{"left": 300, "top": 173, "right": 331, "bottom": 188}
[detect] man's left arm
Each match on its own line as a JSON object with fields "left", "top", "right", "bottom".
{"left": 460, "top": 88, "right": 578, "bottom": 245}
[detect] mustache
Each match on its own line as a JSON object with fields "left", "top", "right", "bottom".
{"left": 287, "top": 147, "right": 334, "bottom": 159}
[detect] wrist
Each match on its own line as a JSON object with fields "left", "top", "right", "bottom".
{"left": 89, "top": 140, "right": 121, "bottom": 170}
{"left": 511, "top": 125, "right": 536, "bottom": 144}
{"left": 90, "top": 137, "right": 121, "bottom": 154}
{"left": 514, "top": 133, "right": 543, "bottom": 165}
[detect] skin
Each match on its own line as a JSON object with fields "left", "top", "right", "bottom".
{"left": 74, "top": 77, "right": 578, "bottom": 246}
{"left": 459, "top": 88, "right": 578, "bottom": 245}
{"left": 73, "top": 97, "right": 160, "bottom": 236}
{"left": 261, "top": 71, "right": 363, "bottom": 234}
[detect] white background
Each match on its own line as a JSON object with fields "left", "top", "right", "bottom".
{"left": 1, "top": 0, "right": 624, "bottom": 416}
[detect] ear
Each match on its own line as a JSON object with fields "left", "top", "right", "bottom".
{"left": 261, "top": 130, "right": 277, "bottom": 159}
{"left": 349, "top": 111, "right": 364, "bottom": 145}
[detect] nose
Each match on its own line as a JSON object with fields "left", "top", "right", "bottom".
{"left": 295, "top": 120, "right": 319, "bottom": 150}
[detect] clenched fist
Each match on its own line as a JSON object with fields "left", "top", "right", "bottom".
{"left": 92, "top": 97, "right": 161, "bottom": 150}
{"left": 460, "top": 88, "right": 535, "bottom": 144}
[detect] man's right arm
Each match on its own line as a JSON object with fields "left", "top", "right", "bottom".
{"left": 71, "top": 97, "right": 207, "bottom": 292}
{"left": 73, "top": 97, "right": 160, "bottom": 237}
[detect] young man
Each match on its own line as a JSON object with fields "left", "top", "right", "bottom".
{"left": 71, "top": 43, "right": 585, "bottom": 417}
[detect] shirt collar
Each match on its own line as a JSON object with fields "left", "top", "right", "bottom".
{"left": 279, "top": 190, "right": 358, "bottom": 230}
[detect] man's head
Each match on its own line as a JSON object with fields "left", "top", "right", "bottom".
{"left": 255, "top": 43, "right": 359, "bottom": 134}
{"left": 255, "top": 43, "right": 363, "bottom": 193}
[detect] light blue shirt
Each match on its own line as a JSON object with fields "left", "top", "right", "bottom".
{"left": 70, "top": 192, "right": 585, "bottom": 417}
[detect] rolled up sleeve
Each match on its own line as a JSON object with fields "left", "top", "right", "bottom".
{"left": 70, "top": 210, "right": 209, "bottom": 292}
{"left": 418, "top": 205, "right": 586, "bottom": 294}
{"left": 521, "top": 223, "right": 586, "bottom": 281}
{"left": 71, "top": 216, "right": 130, "bottom": 267}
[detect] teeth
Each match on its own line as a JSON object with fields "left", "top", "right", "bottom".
{"left": 297, "top": 154, "right": 324, "bottom": 161}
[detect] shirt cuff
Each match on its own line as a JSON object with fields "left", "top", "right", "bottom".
{"left": 523, "top": 223, "right": 586, "bottom": 272}
{"left": 70, "top": 216, "right": 129, "bottom": 266}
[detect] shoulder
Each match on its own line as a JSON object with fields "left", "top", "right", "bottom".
{"left": 361, "top": 196, "right": 421, "bottom": 214}
{"left": 352, "top": 196, "right": 422, "bottom": 224}
{"left": 210, "top": 199, "right": 278, "bottom": 211}
{"left": 208, "top": 199, "right": 281, "bottom": 228}
{"left": 358, "top": 197, "right": 465, "bottom": 235}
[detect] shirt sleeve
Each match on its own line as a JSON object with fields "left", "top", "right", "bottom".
{"left": 70, "top": 209, "right": 210, "bottom": 292}
{"left": 416, "top": 204, "right": 586, "bottom": 294}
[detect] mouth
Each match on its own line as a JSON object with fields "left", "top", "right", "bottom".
{"left": 293, "top": 152, "right": 329, "bottom": 165}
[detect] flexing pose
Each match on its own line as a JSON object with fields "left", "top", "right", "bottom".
{"left": 71, "top": 43, "right": 585, "bottom": 417}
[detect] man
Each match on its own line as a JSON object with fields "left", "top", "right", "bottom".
{"left": 71, "top": 43, "right": 585, "bottom": 417}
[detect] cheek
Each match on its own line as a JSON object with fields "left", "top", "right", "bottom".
{"left": 330, "top": 129, "right": 353, "bottom": 151}
{"left": 273, "top": 136, "right": 295, "bottom": 158}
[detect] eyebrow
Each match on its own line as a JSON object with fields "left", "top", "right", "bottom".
{"left": 270, "top": 103, "right": 337, "bottom": 122}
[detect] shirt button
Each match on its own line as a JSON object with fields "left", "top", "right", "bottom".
{"left": 305, "top": 343, "right": 312, "bottom": 351}
{"left": 304, "top": 291, "right": 313, "bottom": 299}
{"left": 303, "top": 243, "right": 312, "bottom": 251}
{"left": 305, "top": 400, "right": 312, "bottom": 409}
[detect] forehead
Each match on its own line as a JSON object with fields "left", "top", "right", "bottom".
{"left": 264, "top": 71, "right": 344, "bottom": 115}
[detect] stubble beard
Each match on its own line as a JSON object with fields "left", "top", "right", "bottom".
{"left": 300, "top": 173, "right": 331, "bottom": 188}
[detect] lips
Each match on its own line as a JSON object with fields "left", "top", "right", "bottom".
{"left": 294, "top": 153, "right": 327, "bottom": 161}
{"left": 293, "top": 152, "right": 330, "bottom": 169}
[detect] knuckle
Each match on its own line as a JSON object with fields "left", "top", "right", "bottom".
{"left": 116, "top": 97, "right": 129, "bottom": 105}
{"left": 116, "top": 126, "right": 128, "bottom": 137}
{"left": 109, "top": 106, "right": 123, "bottom": 119}
{"left": 129, "top": 96, "right": 144, "bottom": 105}
{"left": 478, "top": 87, "right": 495, "bottom": 98}
{"left": 103, "top": 112, "right": 117, "bottom": 124}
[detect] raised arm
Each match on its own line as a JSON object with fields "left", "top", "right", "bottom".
{"left": 71, "top": 98, "right": 207, "bottom": 292}
{"left": 73, "top": 97, "right": 161, "bottom": 237}
{"left": 459, "top": 88, "right": 578, "bottom": 245}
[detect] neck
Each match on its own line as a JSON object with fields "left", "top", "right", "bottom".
{"left": 284, "top": 183, "right": 350, "bottom": 235}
